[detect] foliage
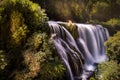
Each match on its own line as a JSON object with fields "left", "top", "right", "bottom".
{"left": 35, "top": 0, "right": 89, "bottom": 22}
{"left": 90, "top": 1, "right": 110, "bottom": 21}
{"left": 14, "top": 50, "right": 41, "bottom": 80}
{"left": 10, "top": 11, "right": 28, "bottom": 45}
{"left": 0, "top": 50, "right": 7, "bottom": 72}
{"left": 0, "top": 0, "right": 120, "bottom": 80}
{"left": 27, "top": 32, "right": 46, "bottom": 50}
{"left": 0, "top": 0, "right": 48, "bottom": 49}
{"left": 89, "top": 77, "right": 96, "bottom": 80}
{"left": 95, "top": 61, "right": 120, "bottom": 80}
{"left": 106, "top": 18, "right": 120, "bottom": 27}
{"left": 94, "top": 32, "right": 120, "bottom": 80}
{"left": 69, "top": 1, "right": 89, "bottom": 22}
{"left": 0, "top": 0, "right": 65, "bottom": 80}
{"left": 59, "top": 20, "right": 78, "bottom": 39}
{"left": 34, "top": 0, "right": 120, "bottom": 24}
{"left": 116, "top": 0, "right": 120, "bottom": 5}
{"left": 39, "top": 61, "right": 66, "bottom": 80}
{"left": 105, "top": 31, "right": 120, "bottom": 63}
{"left": 100, "top": 18, "right": 120, "bottom": 36}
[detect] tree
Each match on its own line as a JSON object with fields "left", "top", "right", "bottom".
{"left": 0, "top": 0, "right": 65, "bottom": 80}
{"left": 90, "top": 1, "right": 110, "bottom": 21}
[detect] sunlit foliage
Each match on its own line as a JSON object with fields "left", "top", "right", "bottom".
{"left": 0, "top": 50, "right": 7, "bottom": 72}
{"left": 94, "top": 32, "right": 120, "bottom": 80}
{"left": 95, "top": 61, "right": 120, "bottom": 80}
{"left": 0, "top": 0, "right": 120, "bottom": 80}
{"left": 0, "top": 0, "right": 65, "bottom": 80}
{"left": 105, "top": 31, "right": 120, "bottom": 63}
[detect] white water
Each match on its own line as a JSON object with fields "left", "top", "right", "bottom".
{"left": 48, "top": 21, "right": 109, "bottom": 80}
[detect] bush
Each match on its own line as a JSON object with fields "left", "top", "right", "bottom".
{"left": 102, "top": 18, "right": 120, "bottom": 35}
{"left": 39, "top": 61, "right": 66, "bottom": 80}
{"left": 94, "top": 31, "right": 120, "bottom": 80}
{"left": 0, "top": 0, "right": 66, "bottom": 80}
{"left": 95, "top": 60, "right": 120, "bottom": 80}
{"left": 105, "top": 31, "right": 120, "bottom": 63}
{"left": 0, "top": 0, "right": 48, "bottom": 49}
{"left": 106, "top": 18, "right": 120, "bottom": 27}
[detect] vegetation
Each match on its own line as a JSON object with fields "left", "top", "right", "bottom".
{"left": 34, "top": 0, "right": 120, "bottom": 80}
{"left": 0, "top": 0, "right": 65, "bottom": 80}
{"left": 95, "top": 60, "right": 120, "bottom": 80}
{"left": 105, "top": 31, "right": 120, "bottom": 63}
{"left": 93, "top": 31, "right": 120, "bottom": 80}
{"left": 0, "top": 50, "right": 7, "bottom": 73}
{"left": 0, "top": 0, "right": 120, "bottom": 80}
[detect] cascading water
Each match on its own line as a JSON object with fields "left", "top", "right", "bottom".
{"left": 48, "top": 21, "right": 109, "bottom": 80}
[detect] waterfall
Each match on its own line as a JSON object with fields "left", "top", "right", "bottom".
{"left": 48, "top": 21, "right": 109, "bottom": 80}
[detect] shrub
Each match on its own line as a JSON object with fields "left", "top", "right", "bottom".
{"left": 106, "top": 18, "right": 120, "bottom": 27}
{"left": 105, "top": 31, "right": 120, "bottom": 63}
{"left": 0, "top": 0, "right": 66, "bottom": 80}
{"left": 94, "top": 31, "right": 120, "bottom": 80}
{"left": 95, "top": 61, "right": 120, "bottom": 80}
{"left": 0, "top": 0, "right": 48, "bottom": 49}
{"left": 39, "top": 61, "right": 66, "bottom": 80}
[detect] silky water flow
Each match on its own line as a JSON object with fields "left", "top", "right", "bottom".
{"left": 48, "top": 21, "right": 109, "bottom": 80}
